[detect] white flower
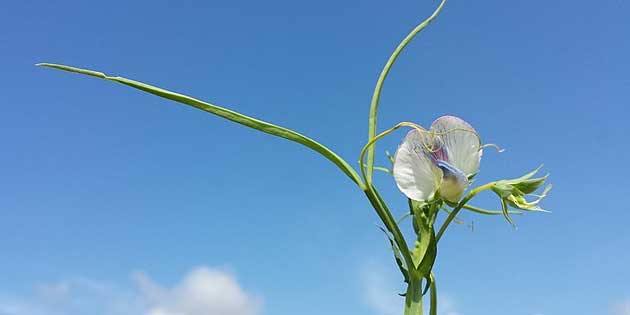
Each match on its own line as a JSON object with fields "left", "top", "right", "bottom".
{"left": 393, "top": 116, "right": 482, "bottom": 203}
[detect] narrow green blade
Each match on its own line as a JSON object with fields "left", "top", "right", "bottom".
{"left": 37, "top": 63, "right": 364, "bottom": 187}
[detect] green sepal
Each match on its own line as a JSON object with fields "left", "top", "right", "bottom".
{"left": 500, "top": 198, "right": 515, "bottom": 226}
{"left": 513, "top": 175, "right": 549, "bottom": 194}
{"left": 410, "top": 222, "right": 437, "bottom": 274}
{"left": 491, "top": 182, "right": 517, "bottom": 198}
{"left": 505, "top": 165, "right": 544, "bottom": 183}
{"left": 506, "top": 184, "right": 552, "bottom": 212}
{"left": 415, "top": 229, "right": 437, "bottom": 277}
{"left": 410, "top": 199, "right": 438, "bottom": 276}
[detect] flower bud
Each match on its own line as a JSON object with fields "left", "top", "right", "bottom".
{"left": 490, "top": 166, "right": 551, "bottom": 224}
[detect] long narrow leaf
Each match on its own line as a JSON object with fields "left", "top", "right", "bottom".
{"left": 37, "top": 63, "right": 364, "bottom": 187}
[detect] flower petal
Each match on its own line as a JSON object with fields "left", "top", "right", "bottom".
{"left": 430, "top": 116, "right": 481, "bottom": 176}
{"left": 435, "top": 160, "right": 469, "bottom": 202}
{"left": 393, "top": 130, "right": 442, "bottom": 201}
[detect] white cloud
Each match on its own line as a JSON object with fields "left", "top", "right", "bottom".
{"left": 360, "top": 260, "right": 403, "bottom": 315}
{"left": 438, "top": 294, "right": 461, "bottom": 315}
{"left": 359, "top": 261, "right": 460, "bottom": 315}
{"left": 612, "top": 299, "right": 630, "bottom": 315}
{"left": 0, "top": 277, "right": 141, "bottom": 315}
{"left": 0, "top": 266, "right": 261, "bottom": 315}
{"left": 135, "top": 267, "right": 262, "bottom": 315}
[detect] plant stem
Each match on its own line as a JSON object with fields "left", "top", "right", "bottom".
{"left": 429, "top": 273, "right": 437, "bottom": 315}
{"left": 463, "top": 204, "right": 522, "bottom": 215}
{"left": 365, "top": 0, "right": 448, "bottom": 183}
{"left": 364, "top": 187, "right": 415, "bottom": 272}
{"left": 404, "top": 277, "right": 424, "bottom": 315}
{"left": 436, "top": 182, "right": 495, "bottom": 242}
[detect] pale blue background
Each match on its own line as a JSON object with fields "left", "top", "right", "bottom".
{"left": 1, "top": 0, "right": 629, "bottom": 314}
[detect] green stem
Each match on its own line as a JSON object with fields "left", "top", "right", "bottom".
{"left": 436, "top": 182, "right": 495, "bottom": 242}
{"left": 404, "top": 277, "right": 424, "bottom": 315}
{"left": 463, "top": 204, "right": 522, "bottom": 215}
{"left": 365, "top": 0, "right": 448, "bottom": 183}
{"left": 429, "top": 273, "right": 437, "bottom": 315}
{"left": 439, "top": 207, "right": 465, "bottom": 225}
{"left": 373, "top": 166, "right": 393, "bottom": 175}
{"left": 364, "top": 187, "right": 415, "bottom": 273}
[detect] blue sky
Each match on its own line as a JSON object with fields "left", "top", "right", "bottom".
{"left": 1, "top": 0, "right": 629, "bottom": 314}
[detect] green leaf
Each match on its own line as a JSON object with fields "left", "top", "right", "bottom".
{"left": 37, "top": 63, "right": 364, "bottom": 188}
{"left": 397, "top": 211, "right": 412, "bottom": 225}
{"left": 366, "top": 188, "right": 415, "bottom": 280}
{"left": 377, "top": 226, "right": 409, "bottom": 283}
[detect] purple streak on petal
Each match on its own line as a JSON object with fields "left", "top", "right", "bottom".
{"left": 429, "top": 137, "right": 449, "bottom": 162}
{"left": 436, "top": 160, "right": 468, "bottom": 185}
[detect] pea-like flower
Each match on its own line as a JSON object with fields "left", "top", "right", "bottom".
{"left": 393, "top": 116, "right": 481, "bottom": 203}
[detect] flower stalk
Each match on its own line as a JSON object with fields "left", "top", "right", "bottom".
{"left": 436, "top": 182, "right": 496, "bottom": 242}
{"left": 404, "top": 277, "right": 424, "bottom": 315}
{"left": 37, "top": 1, "right": 550, "bottom": 315}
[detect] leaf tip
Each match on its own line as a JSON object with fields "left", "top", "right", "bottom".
{"left": 35, "top": 63, "right": 107, "bottom": 79}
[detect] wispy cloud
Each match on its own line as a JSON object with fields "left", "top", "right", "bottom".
{"left": 0, "top": 266, "right": 261, "bottom": 315}
{"left": 438, "top": 294, "right": 461, "bottom": 315}
{"left": 612, "top": 299, "right": 630, "bottom": 315}
{"left": 360, "top": 261, "right": 403, "bottom": 315}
